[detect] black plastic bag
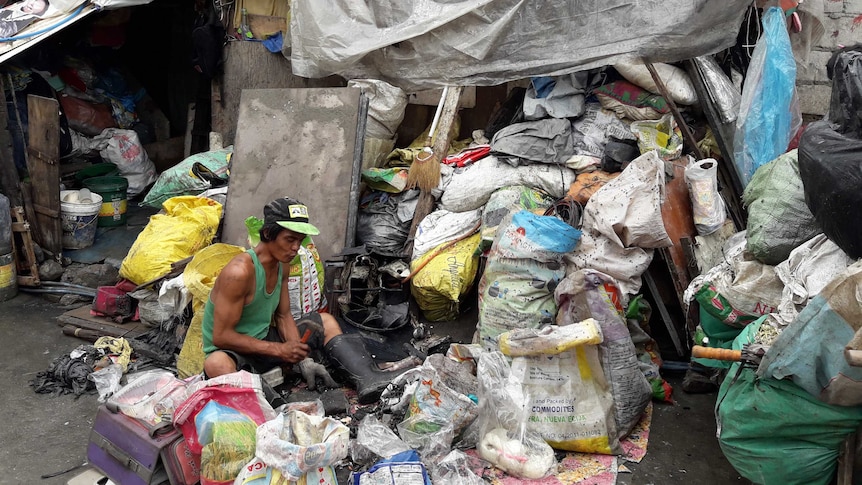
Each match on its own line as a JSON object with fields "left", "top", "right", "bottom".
{"left": 825, "top": 46, "right": 862, "bottom": 136}
{"left": 798, "top": 121, "right": 862, "bottom": 258}
{"left": 355, "top": 191, "right": 414, "bottom": 256}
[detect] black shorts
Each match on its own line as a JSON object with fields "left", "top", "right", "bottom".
{"left": 218, "top": 313, "right": 324, "bottom": 375}
{"left": 221, "top": 326, "right": 285, "bottom": 375}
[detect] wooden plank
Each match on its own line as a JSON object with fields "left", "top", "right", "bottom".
{"left": 644, "top": 61, "right": 704, "bottom": 161}
{"left": 58, "top": 305, "right": 148, "bottom": 339}
{"left": 213, "top": 41, "right": 345, "bottom": 147}
{"left": 643, "top": 269, "right": 685, "bottom": 356}
{"left": 221, "top": 88, "right": 364, "bottom": 263}
{"left": 657, "top": 159, "right": 703, "bottom": 344}
{"left": 10, "top": 206, "right": 39, "bottom": 286}
{"left": 407, "top": 86, "right": 476, "bottom": 108}
{"left": 247, "top": 14, "right": 286, "bottom": 38}
{"left": 25, "top": 95, "right": 62, "bottom": 256}
{"left": 659, "top": 159, "right": 700, "bottom": 308}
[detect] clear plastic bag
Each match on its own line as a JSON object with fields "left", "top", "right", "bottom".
{"left": 499, "top": 321, "right": 619, "bottom": 454}
{"left": 630, "top": 114, "right": 683, "bottom": 161}
{"left": 431, "top": 450, "right": 484, "bottom": 485}
{"left": 476, "top": 351, "right": 556, "bottom": 479}
{"left": 88, "top": 363, "right": 124, "bottom": 403}
{"left": 404, "top": 366, "right": 479, "bottom": 438}
{"left": 350, "top": 415, "right": 410, "bottom": 466}
{"left": 685, "top": 158, "right": 727, "bottom": 236}
{"left": 397, "top": 414, "right": 455, "bottom": 466}
{"left": 197, "top": 402, "right": 258, "bottom": 485}
{"left": 107, "top": 369, "right": 186, "bottom": 426}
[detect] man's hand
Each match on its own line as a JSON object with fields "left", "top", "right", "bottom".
{"left": 274, "top": 340, "right": 310, "bottom": 364}
{"left": 297, "top": 358, "right": 338, "bottom": 390}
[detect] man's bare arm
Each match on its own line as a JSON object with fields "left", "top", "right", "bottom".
{"left": 273, "top": 266, "right": 309, "bottom": 361}
{"left": 210, "top": 258, "right": 299, "bottom": 360}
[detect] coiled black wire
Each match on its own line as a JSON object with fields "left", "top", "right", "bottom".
{"left": 544, "top": 197, "right": 583, "bottom": 229}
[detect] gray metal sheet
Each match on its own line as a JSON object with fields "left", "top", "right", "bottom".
{"left": 222, "top": 88, "right": 362, "bottom": 263}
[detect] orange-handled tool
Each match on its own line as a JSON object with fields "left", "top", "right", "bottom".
{"left": 692, "top": 346, "right": 742, "bottom": 362}
{"left": 300, "top": 329, "right": 312, "bottom": 343}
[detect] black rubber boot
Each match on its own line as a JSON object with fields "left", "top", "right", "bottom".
{"left": 324, "top": 333, "right": 417, "bottom": 404}
{"left": 682, "top": 363, "right": 726, "bottom": 394}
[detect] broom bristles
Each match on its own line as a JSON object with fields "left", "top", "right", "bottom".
{"left": 407, "top": 147, "right": 441, "bottom": 191}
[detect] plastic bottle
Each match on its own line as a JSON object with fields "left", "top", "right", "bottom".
{"left": 238, "top": 8, "right": 253, "bottom": 40}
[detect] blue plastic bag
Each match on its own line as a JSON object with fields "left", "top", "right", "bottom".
{"left": 494, "top": 210, "right": 582, "bottom": 261}
{"left": 194, "top": 400, "right": 255, "bottom": 448}
{"left": 733, "top": 7, "right": 801, "bottom": 187}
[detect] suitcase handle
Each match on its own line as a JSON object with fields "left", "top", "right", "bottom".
{"left": 92, "top": 433, "right": 146, "bottom": 478}
{"left": 103, "top": 404, "right": 176, "bottom": 438}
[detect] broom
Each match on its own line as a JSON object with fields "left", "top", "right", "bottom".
{"left": 407, "top": 86, "right": 449, "bottom": 191}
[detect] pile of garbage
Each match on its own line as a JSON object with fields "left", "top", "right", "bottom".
{"left": 682, "top": 29, "right": 862, "bottom": 485}
{"left": 23, "top": 19, "right": 755, "bottom": 484}
{"left": 30, "top": 8, "right": 862, "bottom": 485}
{"left": 37, "top": 54, "right": 732, "bottom": 485}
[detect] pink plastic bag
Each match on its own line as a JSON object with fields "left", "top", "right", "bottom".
{"left": 172, "top": 371, "right": 275, "bottom": 454}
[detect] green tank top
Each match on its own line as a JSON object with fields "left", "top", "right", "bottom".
{"left": 202, "top": 249, "right": 283, "bottom": 355}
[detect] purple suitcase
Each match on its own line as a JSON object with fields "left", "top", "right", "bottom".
{"left": 87, "top": 405, "right": 199, "bottom": 485}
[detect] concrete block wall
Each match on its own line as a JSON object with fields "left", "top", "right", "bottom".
{"left": 795, "top": 0, "right": 862, "bottom": 115}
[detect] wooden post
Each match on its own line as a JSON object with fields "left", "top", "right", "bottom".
{"left": 403, "top": 86, "right": 463, "bottom": 259}
{"left": 25, "top": 95, "right": 62, "bottom": 257}
{"left": 643, "top": 61, "right": 705, "bottom": 161}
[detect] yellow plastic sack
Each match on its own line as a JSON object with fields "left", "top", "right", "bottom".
{"left": 177, "top": 243, "right": 244, "bottom": 378}
{"left": 410, "top": 233, "right": 481, "bottom": 322}
{"left": 120, "top": 196, "right": 223, "bottom": 285}
{"left": 184, "top": 243, "right": 245, "bottom": 304}
{"left": 177, "top": 311, "right": 206, "bottom": 379}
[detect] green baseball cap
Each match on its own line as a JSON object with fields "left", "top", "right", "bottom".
{"left": 264, "top": 197, "right": 320, "bottom": 236}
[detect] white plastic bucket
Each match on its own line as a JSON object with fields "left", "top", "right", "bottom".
{"left": 60, "top": 189, "right": 103, "bottom": 249}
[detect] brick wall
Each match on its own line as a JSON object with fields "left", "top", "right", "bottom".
{"left": 795, "top": 0, "right": 862, "bottom": 115}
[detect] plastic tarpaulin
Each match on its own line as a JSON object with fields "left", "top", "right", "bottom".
{"left": 289, "top": 0, "right": 752, "bottom": 91}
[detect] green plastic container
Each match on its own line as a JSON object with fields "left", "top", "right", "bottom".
{"left": 82, "top": 176, "right": 129, "bottom": 227}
